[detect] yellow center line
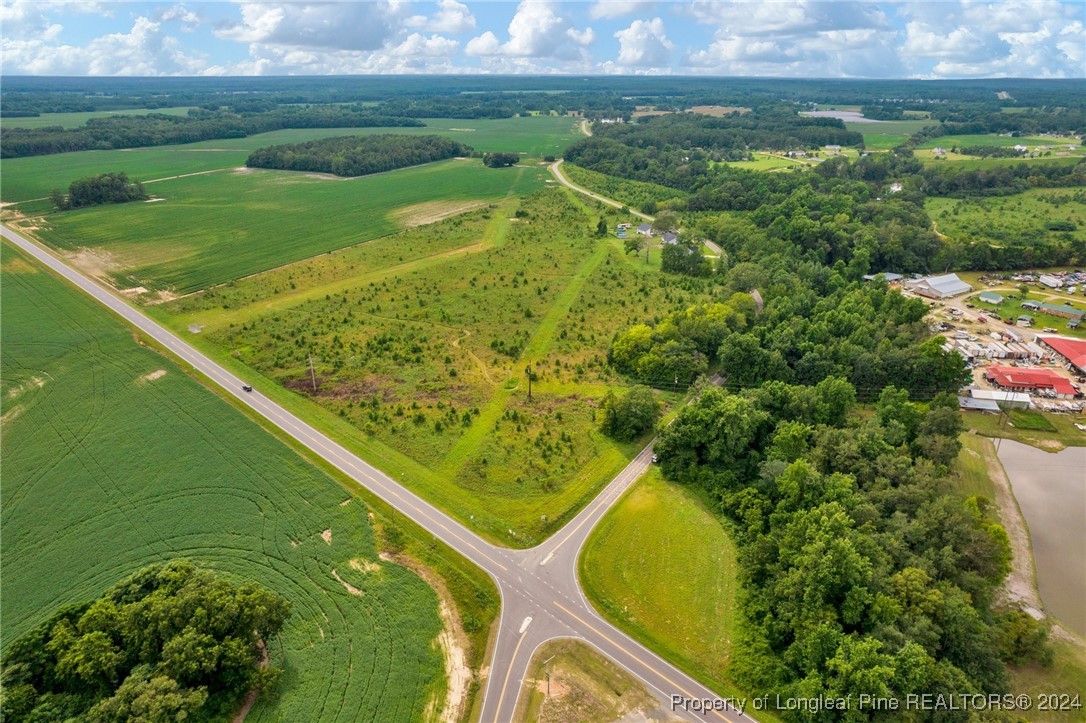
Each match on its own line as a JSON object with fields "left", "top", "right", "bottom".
{"left": 554, "top": 601, "right": 732, "bottom": 722}
{"left": 492, "top": 627, "right": 530, "bottom": 723}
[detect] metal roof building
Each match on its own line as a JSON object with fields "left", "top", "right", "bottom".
{"left": 907, "top": 273, "right": 972, "bottom": 299}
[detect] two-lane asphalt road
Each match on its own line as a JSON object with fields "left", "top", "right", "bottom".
{"left": 2, "top": 224, "right": 753, "bottom": 723}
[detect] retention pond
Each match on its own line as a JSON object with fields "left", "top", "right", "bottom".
{"left": 995, "top": 439, "right": 1086, "bottom": 636}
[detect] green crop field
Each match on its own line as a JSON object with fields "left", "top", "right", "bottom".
{"left": 0, "top": 115, "right": 580, "bottom": 203}
{"left": 847, "top": 119, "right": 935, "bottom": 150}
{"left": 916, "top": 133, "right": 1080, "bottom": 149}
{"left": 26, "top": 159, "right": 549, "bottom": 293}
{"left": 152, "top": 188, "right": 703, "bottom": 545}
{"left": 580, "top": 467, "right": 741, "bottom": 694}
{"left": 0, "top": 106, "right": 194, "bottom": 129}
{"left": 928, "top": 189, "right": 1086, "bottom": 249}
{"left": 0, "top": 242, "right": 450, "bottom": 721}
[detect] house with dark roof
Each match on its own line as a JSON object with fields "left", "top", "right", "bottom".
{"left": 636, "top": 223, "right": 654, "bottom": 236}
{"left": 661, "top": 232, "right": 679, "bottom": 245}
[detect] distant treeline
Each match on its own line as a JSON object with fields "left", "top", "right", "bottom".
{"left": 245, "top": 134, "right": 471, "bottom": 177}
{"left": 51, "top": 171, "right": 147, "bottom": 210}
{"left": 3, "top": 76, "right": 1083, "bottom": 115}
{"left": 0, "top": 107, "right": 422, "bottom": 158}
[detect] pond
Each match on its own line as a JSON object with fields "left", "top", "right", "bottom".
{"left": 996, "top": 439, "right": 1086, "bottom": 636}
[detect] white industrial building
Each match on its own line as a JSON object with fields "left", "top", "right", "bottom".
{"left": 907, "top": 273, "right": 972, "bottom": 299}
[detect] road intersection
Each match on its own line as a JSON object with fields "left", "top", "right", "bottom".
{"left": 2, "top": 222, "right": 751, "bottom": 723}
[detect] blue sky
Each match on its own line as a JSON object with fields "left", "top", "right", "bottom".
{"left": 2, "top": 1, "right": 1083, "bottom": 77}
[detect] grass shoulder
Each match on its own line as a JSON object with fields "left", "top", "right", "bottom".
{"left": 579, "top": 466, "right": 746, "bottom": 699}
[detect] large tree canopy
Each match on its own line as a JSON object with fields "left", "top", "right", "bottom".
{"left": 0, "top": 561, "right": 290, "bottom": 723}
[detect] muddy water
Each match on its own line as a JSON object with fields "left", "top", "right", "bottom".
{"left": 995, "top": 440, "right": 1086, "bottom": 636}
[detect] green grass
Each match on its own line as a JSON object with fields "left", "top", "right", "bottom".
{"left": 1010, "top": 636, "right": 1086, "bottom": 721}
{"left": 847, "top": 119, "right": 935, "bottom": 150}
{"left": 1009, "top": 409, "right": 1059, "bottom": 431}
{"left": 724, "top": 153, "right": 811, "bottom": 171}
{"left": 579, "top": 467, "right": 741, "bottom": 695}
{"left": 916, "top": 133, "right": 1081, "bottom": 149}
{"left": 29, "top": 159, "right": 548, "bottom": 293}
{"left": 515, "top": 639, "right": 657, "bottom": 723}
{"left": 928, "top": 189, "right": 1086, "bottom": 253}
{"left": 953, "top": 434, "right": 1002, "bottom": 501}
{"left": 147, "top": 188, "right": 715, "bottom": 546}
{"left": 0, "top": 116, "right": 579, "bottom": 203}
{"left": 0, "top": 242, "right": 450, "bottom": 721}
{"left": 965, "top": 409, "right": 1086, "bottom": 450}
{"left": 959, "top": 286, "right": 1086, "bottom": 340}
{"left": 0, "top": 106, "right": 194, "bottom": 129}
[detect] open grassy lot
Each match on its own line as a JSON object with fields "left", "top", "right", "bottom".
{"left": 916, "top": 133, "right": 1081, "bottom": 150}
{"left": 0, "top": 106, "right": 194, "bottom": 129}
{"left": 847, "top": 118, "right": 935, "bottom": 150}
{"left": 0, "top": 115, "right": 579, "bottom": 203}
{"left": 962, "top": 292, "right": 1086, "bottom": 339}
{"left": 929, "top": 188, "right": 1086, "bottom": 249}
{"left": 156, "top": 188, "right": 713, "bottom": 545}
{"left": 0, "top": 242, "right": 462, "bottom": 721}
{"left": 26, "top": 159, "right": 548, "bottom": 293}
{"left": 514, "top": 639, "right": 659, "bottom": 723}
{"left": 964, "top": 409, "right": 1086, "bottom": 450}
{"left": 579, "top": 467, "right": 741, "bottom": 695}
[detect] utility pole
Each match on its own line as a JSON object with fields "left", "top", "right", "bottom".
{"left": 308, "top": 353, "right": 318, "bottom": 393}
{"left": 525, "top": 364, "right": 533, "bottom": 401}
{"left": 542, "top": 655, "right": 556, "bottom": 699}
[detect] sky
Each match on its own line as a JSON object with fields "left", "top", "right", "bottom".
{"left": 1, "top": 1, "right": 1084, "bottom": 78}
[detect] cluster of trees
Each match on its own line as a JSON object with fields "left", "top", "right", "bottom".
{"left": 655, "top": 382, "right": 1050, "bottom": 713}
{"left": 596, "top": 385, "right": 662, "bottom": 441}
{"left": 482, "top": 152, "right": 519, "bottom": 168}
{"left": 51, "top": 172, "right": 147, "bottom": 210}
{"left": 920, "top": 159, "right": 1086, "bottom": 197}
{"left": 0, "top": 107, "right": 423, "bottom": 158}
{"left": 0, "top": 561, "right": 290, "bottom": 722}
{"left": 957, "top": 145, "right": 1028, "bottom": 158}
{"left": 246, "top": 134, "right": 470, "bottom": 177}
{"left": 611, "top": 269, "right": 967, "bottom": 398}
{"left": 609, "top": 295, "right": 756, "bottom": 389}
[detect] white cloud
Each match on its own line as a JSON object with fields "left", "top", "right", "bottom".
{"left": 589, "top": 1, "right": 655, "bottom": 21}
{"left": 614, "top": 17, "right": 673, "bottom": 67}
{"left": 406, "top": 0, "right": 475, "bottom": 33}
{"left": 899, "top": 0, "right": 1085, "bottom": 77}
{"left": 465, "top": 1, "right": 595, "bottom": 60}
{"left": 1, "top": 15, "right": 206, "bottom": 75}
{"left": 215, "top": 2, "right": 406, "bottom": 51}
{"left": 158, "top": 4, "right": 202, "bottom": 31}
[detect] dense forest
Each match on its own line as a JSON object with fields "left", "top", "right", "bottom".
{"left": 655, "top": 381, "right": 1047, "bottom": 717}
{"left": 51, "top": 172, "right": 148, "bottom": 210}
{"left": 245, "top": 134, "right": 470, "bottom": 177}
{"left": 0, "top": 561, "right": 290, "bottom": 722}
{"left": 0, "top": 107, "right": 422, "bottom": 158}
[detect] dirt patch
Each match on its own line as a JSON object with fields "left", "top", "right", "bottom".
{"left": 339, "top": 498, "right": 352, "bottom": 507}
{"left": 688, "top": 105, "right": 752, "bottom": 116}
{"left": 137, "top": 369, "right": 167, "bottom": 383}
{"left": 381, "top": 551, "right": 471, "bottom": 723}
{"left": 349, "top": 558, "right": 381, "bottom": 574}
{"left": 1, "top": 405, "right": 25, "bottom": 426}
{"left": 6, "top": 375, "right": 48, "bottom": 400}
{"left": 320, "top": 529, "right": 332, "bottom": 545}
{"left": 1, "top": 256, "right": 39, "bottom": 274}
{"left": 981, "top": 436, "right": 1045, "bottom": 615}
{"left": 448, "top": 128, "right": 475, "bottom": 132}
{"left": 331, "top": 569, "right": 364, "bottom": 597}
{"left": 144, "top": 197, "right": 166, "bottom": 203}
{"left": 119, "top": 286, "right": 149, "bottom": 298}
{"left": 65, "top": 248, "right": 123, "bottom": 286}
{"left": 232, "top": 638, "right": 269, "bottom": 723}
{"left": 392, "top": 200, "right": 489, "bottom": 227}
{"left": 188, "top": 324, "right": 204, "bottom": 334}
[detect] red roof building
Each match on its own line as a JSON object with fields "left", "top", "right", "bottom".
{"left": 985, "top": 365, "right": 1079, "bottom": 399}
{"left": 1038, "top": 336, "right": 1086, "bottom": 374}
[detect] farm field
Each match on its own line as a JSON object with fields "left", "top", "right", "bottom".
{"left": 25, "top": 159, "right": 549, "bottom": 293}
{"left": 928, "top": 189, "right": 1086, "bottom": 248}
{"left": 156, "top": 188, "right": 710, "bottom": 545}
{"left": 916, "top": 133, "right": 1081, "bottom": 149}
{"left": 847, "top": 118, "right": 934, "bottom": 150}
{"left": 0, "top": 242, "right": 453, "bottom": 721}
{"left": 579, "top": 467, "right": 741, "bottom": 695}
{"left": 0, "top": 106, "right": 194, "bottom": 129}
{"left": 0, "top": 115, "right": 579, "bottom": 203}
